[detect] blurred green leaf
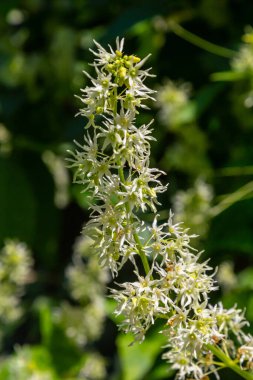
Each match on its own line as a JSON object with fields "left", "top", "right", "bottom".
{"left": 211, "top": 181, "right": 253, "bottom": 217}
{"left": 35, "top": 297, "right": 54, "bottom": 346}
{"left": 34, "top": 299, "right": 83, "bottom": 376}
{"left": 146, "top": 363, "right": 174, "bottom": 380}
{"left": 117, "top": 329, "right": 166, "bottom": 380}
{"left": 47, "top": 324, "right": 83, "bottom": 376}
{"left": 237, "top": 268, "right": 253, "bottom": 291}
{"left": 246, "top": 296, "right": 253, "bottom": 322}
{"left": 211, "top": 71, "right": 244, "bottom": 81}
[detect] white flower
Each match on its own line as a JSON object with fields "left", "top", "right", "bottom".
{"left": 155, "top": 255, "right": 217, "bottom": 310}
{"left": 76, "top": 70, "right": 116, "bottom": 118}
{"left": 90, "top": 37, "right": 124, "bottom": 67}
{"left": 111, "top": 270, "right": 170, "bottom": 342}
{"left": 163, "top": 349, "right": 205, "bottom": 380}
{"left": 85, "top": 200, "right": 144, "bottom": 275}
{"left": 70, "top": 38, "right": 253, "bottom": 380}
{"left": 209, "top": 303, "right": 249, "bottom": 342}
{"left": 67, "top": 133, "right": 111, "bottom": 191}
{"left": 116, "top": 167, "right": 167, "bottom": 213}
{"left": 238, "top": 335, "right": 253, "bottom": 369}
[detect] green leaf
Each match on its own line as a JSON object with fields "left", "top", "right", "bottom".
{"left": 117, "top": 329, "right": 166, "bottom": 380}
{"left": 34, "top": 298, "right": 82, "bottom": 376}
{"left": 146, "top": 363, "right": 174, "bottom": 380}
{"left": 48, "top": 324, "right": 83, "bottom": 376}
{"left": 211, "top": 181, "right": 253, "bottom": 217}
{"left": 35, "top": 297, "right": 54, "bottom": 346}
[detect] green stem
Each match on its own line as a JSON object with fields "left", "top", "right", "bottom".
{"left": 118, "top": 166, "right": 152, "bottom": 277}
{"left": 168, "top": 21, "right": 235, "bottom": 58}
{"left": 134, "top": 231, "right": 151, "bottom": 276}
{"left": 210, "top": 181, "right": 253, "bottom": 217}
{"left": 113, "top": 87, "right": 118, "bottom": 118}
{"left": 217, "top": 166, "right": 253, "bottom": 177}
{"left": 207, "top": 344, "right": 253, "bottom": 380}
{"left": 114, "top": 84, "right": 151, "bottom": 277}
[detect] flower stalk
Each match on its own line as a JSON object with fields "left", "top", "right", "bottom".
{"left": 207, "top": 344, "right": 253, "bottom": 380}
{"left": 69, "top": 38, "right": 253, "bottom": 379}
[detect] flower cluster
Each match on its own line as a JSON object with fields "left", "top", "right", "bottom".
{"left": 156, "top": 79, "right": 191, "bottom": 126}
{"left": 0, "top": 237, "right": 108, "bottom": 380}
{"left": 70, "top": 38, "right": 253, "bottom": 379}
{"left": 0, "top": 324, "right": 106, "bottom": 380}
{"left": 77, "top": 352, "right": 106, "bottom": 380}
{"left": 111, "top": 216, "right": 218, "bottom": 344}
{"left": 155, "top": 79, "right": 210, "bottom": 178}
{"left": 217, "top": 261, "right": 237, "bottom": 292}
{"left": 68, "top": 37, "right": 166, "bottom": 276}
{"left": 163, "top": 302, "right": 250, "bottom": 379}
{"left": 42, "top": 150, "right": 69, "bottom": 209}
{"left": 0, "top": 345, "right": 57, "bottom": 380}
{"left": 232, "top": 27, "right": 253, "bottom": 74}
{"left": 172, "top": 179, "right": 213, "bottom": 237}
{"left": 76, "top": 38, "right": 154, "bottom": 125}
{"left": 0, "top": 240, "right": 32, "bottom": 331}
{"left": 231, "top": 26, "right": 253, "bottom": 108}
{"left": 54, "top": 235, "right": 108, "bottom": 346}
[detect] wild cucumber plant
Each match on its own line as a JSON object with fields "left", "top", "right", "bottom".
{"left": 0, "top": 240, "right": 32, "bottom": 334}
{"left": 69, "top": 38, "right": 253, "bottom": 380}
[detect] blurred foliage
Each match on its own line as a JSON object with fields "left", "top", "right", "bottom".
{"left": 0, "top": 0, "right": 253, "bottom": 379}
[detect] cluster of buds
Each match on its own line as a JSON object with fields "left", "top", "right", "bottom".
{"left": 60, "top": 235, "right": 108, "bottom": 346}
{"left": 69, "top": 38, "right": 253, "bottom": 379}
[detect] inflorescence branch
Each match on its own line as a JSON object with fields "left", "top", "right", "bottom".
{"left": 69, "top": 38, "right": 253, "bottom": 380}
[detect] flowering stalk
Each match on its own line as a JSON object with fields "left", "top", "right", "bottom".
{"left": 207, "top": 344, "right": 253, "bottom": 380}
{"left": 69, "top": 38, "right": 253, "bottom": 380}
